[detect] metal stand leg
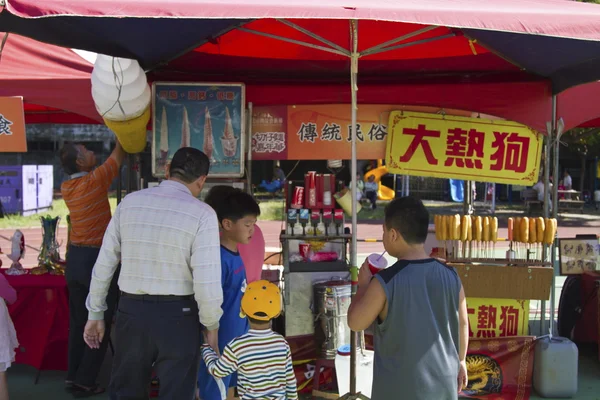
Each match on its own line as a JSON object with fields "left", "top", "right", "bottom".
{"left": 116, "top": 165, "right": 122, "bottom": 205}
{"left": 34, "top": 370, "right": 41, "bottom": 384}
{"left": 337, "top": 394, "right": 370, "bottom": 399}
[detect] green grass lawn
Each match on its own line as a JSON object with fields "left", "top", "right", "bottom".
{"left": 0, "top": 197, "right": 291, "bottom": 229}
{"left": 0, "top": 197, "right": 389, "bottom": 229}
{"left": 0, "top": 198, "right": 121, "bottom": 229}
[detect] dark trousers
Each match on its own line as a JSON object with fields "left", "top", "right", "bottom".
{"left": 109, "top": 295, "right": 201, "bottom": 400}
{"left": 65, "top": 244, "right": 119, "bottom": 387}
{"left": 365, "top": 190, "right": 377, "bottom": 208}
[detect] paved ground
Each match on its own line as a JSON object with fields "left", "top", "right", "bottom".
{"left": 6, "top": 351, "right": 600, "bottom": 400}
{"left": 3, "top": 211, "right": 598, "bottom": 268}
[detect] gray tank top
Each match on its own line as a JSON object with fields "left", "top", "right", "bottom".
{"left": 371, "top": 259, "right": 461, "bottom": 400}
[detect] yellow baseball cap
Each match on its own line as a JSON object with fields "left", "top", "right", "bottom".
{"left": 241, "top": 280, "right": 282, "bottom": 322}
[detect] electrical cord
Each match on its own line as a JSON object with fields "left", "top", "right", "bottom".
{"left": 99, "top": 57, "right": 127, "bottom": 119}
{"left": 279, "top": 160, "right": 301, "bottom": 233}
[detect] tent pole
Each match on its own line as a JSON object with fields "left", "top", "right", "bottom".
{"left": 247, "top": 102, "right": 253, "bottom": 194}
{"left": 463, "top": 181, "right": 469, "bottom": 215}
{"left": 362, "top": 33, "right": 455, "bottom": 56}
{"left": 349, "top": 18, "right": 359, "bottom": 397}
{"left": 360, "top": 26, "right": 437, "bottom": 56}
{"left": 550, "top": 97, "right": 560, "bottom": 337}
{"left": 540, "top": 99, "right": 554, "bottom": 336}
{"left": 339, "top": 19, "right": 368, "bottom": 400}
{"left": 127, "top": 153, "right": 134, "bottom": 194}
{"left": 116, "top": 164, "right": 122, "bottom": 204}
{"left": 238, "top": 27, "right": 348, "bottom": 56}
{"left": 276, "top": 19, "right": 349, "bottom": 54}
{"left": 116, "top": 137, "right": 123, "bottom": 204}
{"left": 491, "top": 183, "right": 496, "bottom": 214}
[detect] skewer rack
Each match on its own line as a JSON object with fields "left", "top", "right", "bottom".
{"left": 446, "top": 258, "right": 551, "bottom": 267}
{"left": 447, "top": 261, "right": 554, "bottom": 300}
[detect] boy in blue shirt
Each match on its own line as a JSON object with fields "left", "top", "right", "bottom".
{"left": 198, "top": 187, "right": 260, "bottom": 400}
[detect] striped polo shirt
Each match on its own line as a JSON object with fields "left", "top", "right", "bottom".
{"left": 61, "top": 157, "right": 119, "bottom": 247}
{"left": 202, "top": 329, "right": 298, "bottom": 400}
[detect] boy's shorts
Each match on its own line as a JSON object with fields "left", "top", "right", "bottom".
{"left": 198, "top": 359, "right": 237, "bottom": 400}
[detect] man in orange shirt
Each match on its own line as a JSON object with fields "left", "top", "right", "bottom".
{"left": 60, "top": 141, "right": 125, "bottom": 397}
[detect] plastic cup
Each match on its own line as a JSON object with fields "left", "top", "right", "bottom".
{"left": 367, "top": 253, "right": 388, "bottom": 275}
{"left": 299, "top": 243, "right": 311, "bottom": 259}
{"left": 291, "top": 186, "right": 304, "bottom": 209}
{"left": 429, "top": 247, "right": 446, "bottom": 260}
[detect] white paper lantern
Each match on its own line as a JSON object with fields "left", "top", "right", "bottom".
{"left": 93, "top": 55, "right": 142, "bottom": 86}
{"left": 93, "top": 85, "right": 151, "bottom": 121}
{"left": 91, "top": 54, "right": 151, "bottom": 121}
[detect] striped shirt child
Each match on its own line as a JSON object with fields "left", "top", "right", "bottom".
{"left": 202, "top": 329, "right": 298, "bottom": 400}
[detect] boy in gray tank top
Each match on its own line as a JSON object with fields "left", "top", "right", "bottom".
{"left": 348, "top": 196, "right": 469, "bottom": 400}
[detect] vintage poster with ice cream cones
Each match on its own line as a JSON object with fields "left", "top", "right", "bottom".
{"left": 151, "top": 82, "right": 245, "bottom": 177}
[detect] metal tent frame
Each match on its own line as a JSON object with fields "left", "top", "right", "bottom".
{"left": 234, "top": 18, "right": 564, "bottom": 399}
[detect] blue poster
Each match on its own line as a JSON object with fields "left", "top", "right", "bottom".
{"left": 151, "top": 82, "right": 245, "bottom": 177}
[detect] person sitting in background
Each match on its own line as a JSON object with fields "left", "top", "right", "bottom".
{"left": 563, "top": 170, "right": 573, "bottom": 199}
{"left": 259, "top": 165, "right": 286, "bottom": 196}
{"left": 533, "top": 177, "right": 553, "bottom": 210}
{"left": 349, "top": 173, "right": 365, "bottom": 203}
{"left": 557, "top": 180, "right": 565, "bottom": 200}
{"left": 364, "top": 174, "right": 379, "bottom": 210}
{"left": 563, "top": 170, "right": 572, "bottom": 190}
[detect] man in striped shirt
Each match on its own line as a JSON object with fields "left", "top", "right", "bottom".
{"left": 60, "top": 140, "right": 125, "bottom": 396}
{"left": 202, "top": 280, "right": 297, "bottom": 400}
{"left": 83, "top": 147, "right": 223, "bottom": 400}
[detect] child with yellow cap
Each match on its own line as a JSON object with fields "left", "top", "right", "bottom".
{"left": 201, "top": 280, "right": 298, "bottom": 400}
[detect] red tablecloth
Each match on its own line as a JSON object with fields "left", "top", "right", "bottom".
{"left": 1, "top": 271, "right": 69, "bottom": 371}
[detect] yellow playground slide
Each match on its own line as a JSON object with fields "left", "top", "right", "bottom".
{"left": 364, "top": 160, "right": 395, "bottom": 201}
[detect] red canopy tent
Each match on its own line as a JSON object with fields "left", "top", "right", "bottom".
{"left": 3, "top": 0, "right": 600, "bottom": 130}
{"left": 4, "top": 0, "right": 600, "bottom": 93}
{"left": 2, "top": 30, "right": 600, "bottom": 132}
{"left": 0, "top": 33, "right": 99, "bottom": 124}
{"left": 2, "top": 2, "right": 600, "bottom": 396}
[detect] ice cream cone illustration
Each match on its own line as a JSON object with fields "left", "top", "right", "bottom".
{"left": 159, "top": 106, "right": 169, "bottom": 167}
{"left": 203, "top": 107, "right": 214, "bottom": 160}
{"left": 221, "top": 106, "right": 239, "bottom": 158}
{"left": 181, "top": 106, "right": 191, "bottom": 148}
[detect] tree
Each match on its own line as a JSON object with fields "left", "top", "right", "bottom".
{"left": 561, "top": 128, "right": 600, "bottom": 191}
{"left": 566, "top": 1, "right": 600, "bottom": 189}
